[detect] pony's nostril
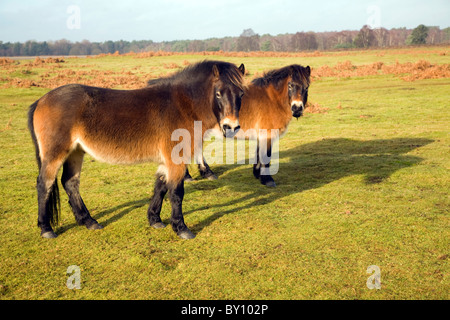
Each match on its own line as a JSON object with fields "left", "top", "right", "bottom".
{"left": 234, "top": 125, "right": 241, "bottom": 132}
{"left": 292, "top": 104, "right": 304, "bottom": 113}
{"left": 222, "top": 124, "right": 231, "bottom": 132}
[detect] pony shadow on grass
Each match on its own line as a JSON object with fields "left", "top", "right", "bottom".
{"left": 59, "top": 137, "right": 432, "bottom": 236}
{"left": 57, "top": 198, "right": 149, "bottom": 235}
{"left": 183, "top": 137, "right": 433, "bottom": 233}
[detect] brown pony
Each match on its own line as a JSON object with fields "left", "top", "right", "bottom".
{"left": 182, "top": 64, "right": 311, "bottom": 187}
{"left": 28, "top": 60, "right": 245, "bottom": 239}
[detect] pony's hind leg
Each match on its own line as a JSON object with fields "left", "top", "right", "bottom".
{"left": 37, "top": 159, "right": 63, "bottom": 238}
{"left": 184, "top": 156, "right": 217, "bottom": 182}
{"left": 198, "top": 156, "right": 217, "bottom": 180}
{"left": 147, "top": 171, "right": 169, "bottom": 229}
{"left": 184, "top": 168, "right": 194, "bottom": 182}
{"left": 61, "top": 149, "right": 103, "bottom": 230}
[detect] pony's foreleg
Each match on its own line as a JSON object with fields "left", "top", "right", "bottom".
{"left": 149, "top": 168, "right": 195, "bottom": 239}
{"left": 167, "top": 164, "right": 195, "bottom": 239}
{"left": 61, "top": 149, "right": 102, "bottom": 230}
{"left": 168, "top": 178, "right": 195, "bottom": 239}
{"left": 257, "top": 137, "right": 276, "bottom": 188}
{"left": 253, "top": 139, "right": 261, "bottom": 179}
{"left": 147, "top": 172, "right": 169, "bottom": 229}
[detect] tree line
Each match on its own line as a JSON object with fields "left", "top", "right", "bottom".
{"left": 1, "top": 24, "right": 448, "bottom": 56}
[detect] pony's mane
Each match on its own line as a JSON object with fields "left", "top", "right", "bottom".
{"left": 147, "top": 60, "right": 244, "bottom": 91}
{"left": 252, "top": 64, "right": 310, "bottom": 89}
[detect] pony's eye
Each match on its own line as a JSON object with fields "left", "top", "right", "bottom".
{"left": 239, "top": 91, "right": 244, "bottom": 98}
{"left": 216, "top": 91, "right": 221, "bottom": 99}
{"left": 288, "top": 83, "right": 293, "bottom": 90}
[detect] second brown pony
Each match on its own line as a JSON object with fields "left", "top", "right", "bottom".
{"left": 28, "top": 60, "right": 245, "bottom": 240}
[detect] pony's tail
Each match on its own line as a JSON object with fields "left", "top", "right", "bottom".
{"left": 28, "top": 100, "right": 60, "bottom": 227}
{"left": 28, "top": 100, "right": 41, "bottom": 170}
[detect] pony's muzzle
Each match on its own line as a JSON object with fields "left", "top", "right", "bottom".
{"left": 291, "top": 100, "right": 304, "bottom": 118}
{"left": 221, "top": 118, "right": 240, "bottom": 138}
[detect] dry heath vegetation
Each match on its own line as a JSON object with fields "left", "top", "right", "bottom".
{"left": 0, "top": 46, "right": 448, "bottom": 299}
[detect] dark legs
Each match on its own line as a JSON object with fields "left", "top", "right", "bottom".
{"left": 148, "top": 172, "right": 195, "bottom": 239}
{"left": 35, "top": 146, "right": 101, "bottom": 239}
{"left": 198, "top": 159, "right": 218, "bottom": 180}
{"left": 61, "top": 149, "right": 103, "bottom": 231}
{"left": 37, "top": 175, "right": 59, "bottom": 238}
{"left": 168, "top": 180, "right": 195, "bottom": 239}
{"left": 185, "top": 140, "right": 277, "bottom": 187}
{"left": 184, "top": 169, "right": 195, "bottom": 182}
{"left": 36, "top": 156, "right": 64, "bottom": 238}
{"left": 147, "top": 173, "right": 168, "bottom": 228}
{"left": 253, "top": 138, "right": 276, "bottom": 187}
{"left": 184, "top": 156, "right": 217, "bottom": 182}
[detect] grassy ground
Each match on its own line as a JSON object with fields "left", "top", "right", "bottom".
{"left": 0, "top": 47, "right": 448, "bottom": 299}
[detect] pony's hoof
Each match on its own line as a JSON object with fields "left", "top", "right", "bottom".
{"left": 151, "top": 222, "right": 167, "bottom": 229}
{"left": 264, "top": 180, "right": 277, "bottom": 188}
{"left": 41, "top": 231, "right": 58, "bottom": 239}
{"left": 178, "top": 230, "right": 196, "bottom": 240}
{"left": 87, "top": 223, "right": 104, "bottom": 230}
{"left": 206, "top": 174, "right": 218, "bottom": 180}
{"left": 184, "top": 171, "right": 194, "bottom": 182}
{"left": 253, "top": 166, "right": 261, "bottom": 179}
{"left": 261, "top": 177, "right": 277, "bottom": 188}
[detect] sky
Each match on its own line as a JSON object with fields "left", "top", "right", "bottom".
{"left": 0, "top": 0, "right": 449, "bottom": 43}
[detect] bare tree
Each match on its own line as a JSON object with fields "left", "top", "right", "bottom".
{"left": 354, "top": 25, "right": 376, "bottom": 48}
{"left": 291, "top": 32, "right": 318, "bottom": 51}
{"left": 188, "top": 40, "right": 206, "bottom": 52}
{"left": 237, "top": 28, "right": 260, "bottom": 51}
{"left": 427, "top": 27, "right": 441, "bottom": 45}
{"left": 387, "top": 28, "right": 409, "bottom": 46}
{"left": 373, "top": 28, "right": 389, "bottom": 47}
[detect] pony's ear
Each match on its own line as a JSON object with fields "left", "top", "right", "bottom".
{"left": 212, "top": 65, "right": 220, "bottom": 81}
{"left": 305, "top": 66, "right": 311, "bottom": 76}
{"left": 238, "top": 63, "right": 245, "bottom": 75}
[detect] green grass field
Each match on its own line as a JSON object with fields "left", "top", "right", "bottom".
{"left": 0, "top": 47, "right": 449, "bottom": 299}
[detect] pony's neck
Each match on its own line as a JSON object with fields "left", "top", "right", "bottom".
{"left": 183, "top": 78, "right": 217, "bottom": 129}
